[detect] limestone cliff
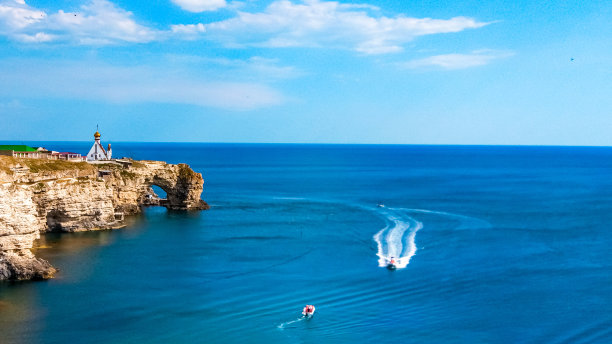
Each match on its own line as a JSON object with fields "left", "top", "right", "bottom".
{"left": 0, "top": 157, "right": 208, "bottom": 281}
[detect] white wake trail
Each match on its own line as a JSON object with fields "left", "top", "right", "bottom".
{"left": 399, "top": 220, "right": 423, "bottom": 267}
{"left": 374, "top": 208, "right": 423, "bottom": 269}
{"left": 277, "top": 316, "right": 305, "bottom": 329}
{"left": 407, "top": 208, "right": 490, "bottom": 229}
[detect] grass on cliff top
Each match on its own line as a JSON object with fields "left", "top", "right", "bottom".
{"left": 178, "top": 163, "right": 199, "bottom": 179}
{"left": 131, "top": 160, "right": 146, "bottom": 168}
{"left": 0, "top": 156, "right": 96, "bottom": 174}
{"left": 96, "top": 159, "right": 146, "bottom": 170}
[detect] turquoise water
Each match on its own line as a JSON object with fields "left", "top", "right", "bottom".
{"left": 1, "top": 143, "right": 612, "bottom": 343}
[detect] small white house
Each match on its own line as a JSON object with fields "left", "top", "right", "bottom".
{"left": 86, "top": 130, "right": 112, "bottom": 161}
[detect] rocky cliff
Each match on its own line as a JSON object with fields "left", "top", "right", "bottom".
{"left": 0, "top": 157, "right": 208, "bottom": 281}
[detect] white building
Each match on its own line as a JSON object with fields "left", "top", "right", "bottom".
{"left": 86, "top": 130, "right": 112, "bottom": 161}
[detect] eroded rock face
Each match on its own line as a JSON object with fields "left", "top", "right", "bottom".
{"left": 0, "top": 183, "right": 42, "bottom": 251}
{"left": 110, "top": 161, "right": 209, "bottom": 214}
{"left": 0, "top": 157, "right": 208, "bottom": 281}
{"left": 0, "top": 250, "right": 56, "bottom": 281}
{"left": 34, "top": 179, "right": 117, "bottom": 232}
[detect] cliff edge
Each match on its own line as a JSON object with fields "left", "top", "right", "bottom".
{"left": 0, "top": 156, "right": 209, "bottom": 281}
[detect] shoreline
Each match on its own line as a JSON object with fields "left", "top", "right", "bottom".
{"left": 0, "top": 156, "right": 208, "bottom": 281}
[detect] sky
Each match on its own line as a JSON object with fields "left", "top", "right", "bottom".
{"left": 0, "top": 0, "right": 610, "bottom": 144}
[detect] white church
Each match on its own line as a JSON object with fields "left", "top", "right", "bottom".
{"left": 86, "top": 130, "right": 112, "bottom": 161}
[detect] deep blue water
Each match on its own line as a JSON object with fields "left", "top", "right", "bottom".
{"left": 1, "top": 143, "right": 612, "bottom": 343}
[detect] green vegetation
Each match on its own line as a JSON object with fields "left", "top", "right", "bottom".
{"left": 0, "top": 145, "right": 37, "bottom": 152}
{"left": 0, "top": 156, "right": 95, "bottom": 174}
{"left": 0, "top": 157, "right": 154, "bottom": 179}
{"left": 23, "top": 160, "right": 94, "bottom": 173}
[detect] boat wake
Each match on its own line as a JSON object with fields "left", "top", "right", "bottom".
{"left": 371, "top": 206, "right": 491, "bottom": 269}
{"left": 407, "top": 208, "right": 491, "bottom": 230}
{"left": 277, "top": 316, "right": 306, "bottom": 329}
{"left": 258, "top": 195, "right": 490, "bottom": 271}
{"left": 373, "top": 208, "right": 423, "bottom": 269}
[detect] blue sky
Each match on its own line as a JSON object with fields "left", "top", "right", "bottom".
{"left": 0, "top": 0, "right": 610, "bottom": 144}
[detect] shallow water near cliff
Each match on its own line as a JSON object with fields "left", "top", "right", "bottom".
{"left": 2, "top": 143, "right": 612, "bottom": 343}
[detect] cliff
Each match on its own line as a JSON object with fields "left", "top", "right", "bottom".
{"left": 0, "top": 156, "right": 208, "bottom": 281}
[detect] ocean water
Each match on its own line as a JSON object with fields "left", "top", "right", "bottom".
{"left": 1, "top": 143, "right": 612, "bottom": 343}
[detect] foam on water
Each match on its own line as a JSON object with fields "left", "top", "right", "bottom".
{"left": 407, "top": 208, "right": 491, "bottom": 229}
{"left": 371, "top": 206, "right": 492, "bottom": 269}
{"left": 373, "top": 208, "right": 423, "bottom": 269}
{"left": 271, "top": 196, "right": 306, "bottom": 200}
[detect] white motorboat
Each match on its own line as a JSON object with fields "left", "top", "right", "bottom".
{"left": 302, "top": 305, "right": 315, "bottom": 318}
{"left": 386, "top": 257, "right": 397, "bottom": 270}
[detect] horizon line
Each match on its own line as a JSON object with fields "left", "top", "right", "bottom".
{"left": 1, "top": 140, "right": 612, "bottom": 148}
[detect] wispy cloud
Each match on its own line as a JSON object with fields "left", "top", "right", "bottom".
{"left": 0, "top": 99, "right": 23, "bottom": 109}
{"left": 0, "top": 59, "right": 286, "bottom": 110}
{"left": 0, "top": 0, "right": 489, "bottom": 53}
{"left": 202, "top": 0, "right": 489, "bottom": 54}
{"left": 402, "top": 50, "right": 514, "bottom": 70}
{"left": 0, "top": 0, "right": 46, "bottom": 33}
{"left": 163, "top": 55, "right": 304, "bottom": 81}
{"left": 171, "top": 0, "right": 227, "bottom": 12}
{"left": 0, "top": 0, "right": 159, "bottom": 44}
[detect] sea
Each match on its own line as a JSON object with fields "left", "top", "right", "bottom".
{"left": 1, "top": 143, "right": 611, "bottom": 344}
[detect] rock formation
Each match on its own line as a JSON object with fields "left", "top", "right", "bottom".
{"left": 0, "top": 157, "right": 208, "bottom": 281}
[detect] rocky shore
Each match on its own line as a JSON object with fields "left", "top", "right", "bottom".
{"left": 0, "top": 157, "right": 208, "bottom": 281}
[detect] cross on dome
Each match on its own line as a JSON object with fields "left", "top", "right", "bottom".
{"left": 86, "top": 126, "right": 112, "bottom": 161}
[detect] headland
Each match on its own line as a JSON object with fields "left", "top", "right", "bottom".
{"left": 0, "top": 155, "right": 209, "bottom": 281}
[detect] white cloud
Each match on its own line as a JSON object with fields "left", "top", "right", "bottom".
{"left": 171, "top": 0, "right": 226, "bottom": 12}
{"left": 0, "top": 0, "right": 159, "bottom": 44}
{"left": 202, "top": 0, "right": 489, "bottom": 54}
{"left": 15, "top": 31, "right": 54, "bottom": 42}
{"left": 0, "top": 0, "right": 46, "bottom": 30}
{"left": 171, "top": 23, "right": 206, "bottom": 38}
{"left": 0, "top": 59, "right": 285, "bottom": 110}
{"left": 0, "top": 0, "right": 490, "bottom": 54}
{"left": 402, "top": 50, "right": 514, "bottom": 70}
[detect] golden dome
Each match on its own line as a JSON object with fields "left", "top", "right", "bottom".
{"left": 94, "top": 131, "right": 101, "bottom": 138}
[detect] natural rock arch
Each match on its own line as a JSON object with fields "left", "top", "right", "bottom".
{"left": 148, "top": 164, "right": 207, "bottom": 210}
{"left": 113, "top": 161, "right": 208, "bottom": 213}
{"left": 0, "top": 157, "right": 209, "bottom": 281}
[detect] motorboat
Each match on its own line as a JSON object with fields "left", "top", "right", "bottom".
{"left": 386, "top": 257, "right": 397, "bottom": 270}
{"left": 302, "top": 305, "right": 315, "bottom": 318}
